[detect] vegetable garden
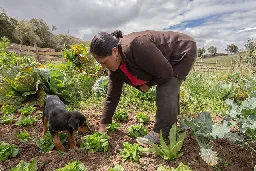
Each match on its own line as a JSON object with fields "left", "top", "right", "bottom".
{"left": 0, "top": 37, "right": 256, "bottom": 171}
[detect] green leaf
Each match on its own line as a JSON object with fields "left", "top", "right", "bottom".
{"left": 210, "top": 121, "right": 231, "bottom": 138}
{"left": 108, "top": 164, "right": 124, "bottom": 171}
{"left": 169, "top": 124, "right": 177, "bottom": 149}
{"left": 149, "top": 123, "right": 186, "bottom": 161}
{"left": 0, "top": 142, "right": 19, "bottom": 161}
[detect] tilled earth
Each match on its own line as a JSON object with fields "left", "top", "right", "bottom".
{"left": 0, "top": 109, "right": 255, "bottom": 171}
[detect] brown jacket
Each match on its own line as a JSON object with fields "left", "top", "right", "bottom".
{"left": 101, "top": 30, "right": 197, "bottom": 124}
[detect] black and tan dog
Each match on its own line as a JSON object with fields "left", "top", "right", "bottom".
{"left": 42, "top": 95, "right": 89, "bottom": 151}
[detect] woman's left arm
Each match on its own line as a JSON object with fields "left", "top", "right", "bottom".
{"left": 131, "top": 36, "right": 173, "bottom": 86}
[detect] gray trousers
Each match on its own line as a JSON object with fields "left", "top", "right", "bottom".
{"left": 153, "top": 77, "right": 183, "bottom": 137}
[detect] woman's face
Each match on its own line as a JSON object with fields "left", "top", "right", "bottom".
{"left": 95, "top": 47, "right": 121, "bottom": 71}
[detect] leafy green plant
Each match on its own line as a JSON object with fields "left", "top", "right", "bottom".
{"left": 199, "top": 147, "right": 218, "bottom": 166}
{"left": 92, "top": 76, "right": 109, "bottom": 97}
{"left": 108, "top": 164, "right": 124, "bottom": 171}
{"left": 80, "top": 132, "right": 109, "bottom": 153}
{"left": 55, "top": 160, "right": 87, "bottom": 171}
{"left": 113, "top": 110, "right": 128, "bottom": 122}
{"left": 16, "top": 116, "right": 37, "bottom": 126}
{"left": 62, "top": 43, "right": 97, "bottom": 74}
{"left": 157, "top": 162, "right": 192, "bottom": 171}
{"left": 181, "top": 112, "right": 230, "bottom": 166}
{"left": 182, "top": 112, "right": 215, "bottom": 148}
{"left": 127, "top": 124, "right": 148, "bottom": 138}
{"left": 107, "top": 123, "right": 120, "bottom": 133}
{"left": 136, "top": 87, "right": 156, "bottom": 102}
{"left": 36, "top": 132, "right": 67, "bottom": 152}
{"left": 10, "top": 158, "right": 37, "bottom": 171}
{"left": 149, "top": 124, "right": 186, "bottom": 161}
{"left": 0, "top": 104, "right": 17, "bottom": 114}
{"left": 135, "top": 112, "right": 150, "bottom": 123}
{"left": 225, "top": 97, "right": 256, "bottom": 140}
{"left": 0, "top": 142, "right": 19, "bottom": 161}
{"left": 120, "top": 142, "right": 143, "bottom": 162}
{"left": 0, "top": 114, "right": 14, "bottom": 124}
{"left": 16, "top": 131, "right": 32, "bottom": 143}
{"left": 18, "top": 105, "right": 36, "bottom": 115}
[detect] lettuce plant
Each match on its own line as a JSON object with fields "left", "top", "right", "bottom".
{"left": 157, "top": 162, "right": 191, "bottom": 171}
{"left": 16, "top": 131, "right": 32, "bottom": 143}
{"left": 18, "top": 105, "right": 36, "bottom": 115}
{"left": 10, "top": 158, "right": 37, "bottom": 171}
{"left": 16, "top": 116, "right": 37, "bottom": 126}
{"left": 108, "top": 164, "right": 124, "bottom": 171}
{"left": 107, "top": 123, "right": 120, "bottom": 133}
{"left": 0, "top": 104, "right": 17, "bottom": 114}
{"left": 113, "top": 110, "right": 128, "bottom": 122}
{"left": 0, "top": 114, "right": 14, "bottom": 124}
{"left": 36, "top": 132, "right": 67, "bottom": 152}
{"left": 80, "top": 132, "right": 109, "bottom": 153}
{"left": 55, "top": 161, "right": 87, "bottom": 171}
{"left": 135, "top": 112, "right": 150, "bottom": 123}
{"left": 128, "top": 124, "right": 147, "bottom": 138}
{"left": 120, "top": 142, "right": 143, "bottom": 162}
{"left": 0, "top": 142, "right": 19, "bottom": 161}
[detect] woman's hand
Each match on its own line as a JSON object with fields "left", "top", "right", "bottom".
{"left": 98, "top": 123, "right": 108, "bottom": 132}
{"left": 140, "top": 84, "right": 150, "bottom": 92}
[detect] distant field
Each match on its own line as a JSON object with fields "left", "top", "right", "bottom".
{"left": 196, "top": 53, "right": 244, "bottom": 67}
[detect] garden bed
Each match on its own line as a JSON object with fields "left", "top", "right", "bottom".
{"left": 0, "top": 109, "right": 255, "bottom": 171}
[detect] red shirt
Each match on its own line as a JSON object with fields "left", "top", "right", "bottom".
{"left": 119, "top": 62, "right": 147, "bottom": 86}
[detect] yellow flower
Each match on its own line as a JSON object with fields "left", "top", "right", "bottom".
{"left": 23, "top": 66, "right": 33, "bottom": 72}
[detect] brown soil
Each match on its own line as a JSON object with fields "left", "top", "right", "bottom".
{"left": 0, "top": 109, "right": 255, "bottom": 171}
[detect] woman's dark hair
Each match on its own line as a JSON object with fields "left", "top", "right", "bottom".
{"left": 90, "top": 30, "right": 123, "bottom": 58}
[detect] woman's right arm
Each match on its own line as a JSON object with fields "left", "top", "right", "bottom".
{"left": 100, "top": 71, "right": 124, "bottom": 124}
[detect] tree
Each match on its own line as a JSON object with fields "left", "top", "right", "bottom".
{"left": 13, "top": 20, "right": 42, "bottom": 61}
{"left": 245, "top": 39, "right": 256, "bottom": 67}
{"left": 207, "top": 46, "right": 217, "bottom": 56}
{"left": 225, "top": 44, "right": 238, "bottom": 54}
{"left": 53, "top": 34, "right": 86, "bottom": 51}
{"left": 13, "top": 20, "right": 41, "bottom": 46}
{"left": 197, "top": 47, "right": 206, "bottom": 58}
{"left": 29, "top": 18, "right": 54, "bottom": 48}
{"left": 0, "top": 8, "right": 18, "bottom": 42}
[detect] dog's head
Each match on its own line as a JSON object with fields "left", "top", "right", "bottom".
{"left": 68, "top": 111, "right": 89, "bottom": 133}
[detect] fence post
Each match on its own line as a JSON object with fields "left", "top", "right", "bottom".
{"left": 34, "top": 43, "right": 39, "bottom": 62}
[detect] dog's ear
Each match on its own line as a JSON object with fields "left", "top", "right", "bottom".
{"left": 68, "top": 115, "right": 80, "bottom": 131}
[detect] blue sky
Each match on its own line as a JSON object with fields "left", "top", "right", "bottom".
{"left": 0, "top": 0, "right": 256, "bottom": 52}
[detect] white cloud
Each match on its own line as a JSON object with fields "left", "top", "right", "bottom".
{"left": 0, "top": 0, "right": 256, "bottom": 52}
